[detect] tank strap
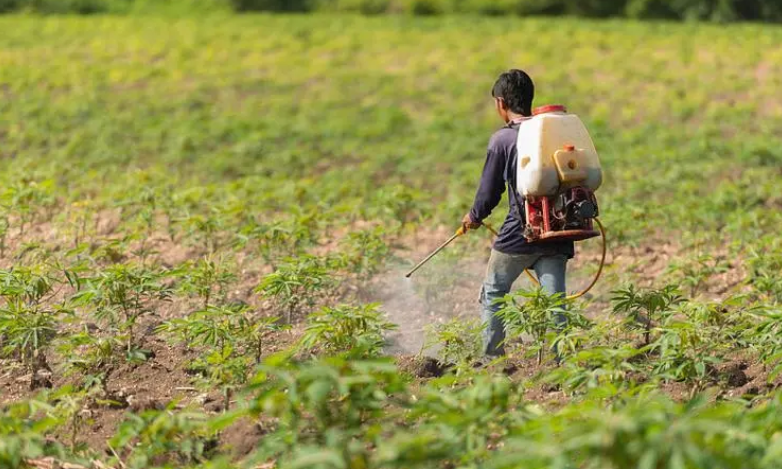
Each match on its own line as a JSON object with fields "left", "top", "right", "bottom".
{"left": 508, "top": 179, "right": 526, "bottom": 224}
{"left": 504, "top": 157, "right": 526, "bottom": 225}
{"left": 506, "top": 119, "right": 527, "bottom": 225}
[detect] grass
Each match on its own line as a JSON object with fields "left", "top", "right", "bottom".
{"left": 2, "top": 12, "right": 782, "bottom": 469}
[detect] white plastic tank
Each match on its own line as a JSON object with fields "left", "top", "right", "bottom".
{"left": 516, "top": 105, "right": 602, "bottom": 197}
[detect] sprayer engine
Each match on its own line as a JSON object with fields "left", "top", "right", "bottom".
{"left": 523, "top": 187, "right": 599, "bottom": 242}
{"left": 515, "top": 104, "right": 603, "bottom": 244}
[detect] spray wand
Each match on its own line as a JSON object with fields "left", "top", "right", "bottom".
{"left": 404, "top": 223, "right": 498, "bottom": 278}
{"left": 404, "top": 227, "right": 465, "bottom": 278}
{"left": 404, "top": 220, "right": 607, "bottom": 300}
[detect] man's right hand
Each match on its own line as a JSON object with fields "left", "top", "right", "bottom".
{"left": 462, "top": 213, "right": 482, "bottom": 233}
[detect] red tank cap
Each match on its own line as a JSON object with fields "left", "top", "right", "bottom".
{"left": 533, "top": 104, "right": 567, "bottom": 116}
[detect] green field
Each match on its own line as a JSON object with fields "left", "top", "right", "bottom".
{"left": 3, "top": 13, "right": 782, "bottom": 469}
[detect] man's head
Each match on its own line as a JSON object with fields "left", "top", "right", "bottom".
{"left": 492, "top": 69, "right": 535, "bottom": 122}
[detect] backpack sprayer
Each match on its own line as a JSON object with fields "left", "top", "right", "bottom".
{"left": 406, "top": 105, "right": 607, "bottom": 300}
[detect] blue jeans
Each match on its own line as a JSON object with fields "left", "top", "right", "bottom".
{"left": 479, "top": 250, "right": 568, "bottom": 357}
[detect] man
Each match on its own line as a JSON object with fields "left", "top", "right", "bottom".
{"left": 462, "top": 69, "right": 574, "bottom": 358}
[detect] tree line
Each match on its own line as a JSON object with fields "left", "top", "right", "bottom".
{"left": 2, "top": 0, "right": 781, "bottom": 23}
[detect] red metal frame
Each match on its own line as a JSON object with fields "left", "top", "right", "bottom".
{"left": 541, "top": 196, "right": 551, "bottom": 233}
{"left": 523, "top": 188, "right": 598, "bottom": 243}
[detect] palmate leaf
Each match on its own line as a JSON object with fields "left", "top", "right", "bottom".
{"left": 195, "top": 321, "right": 233, "bottom": 348}
{"left": 93, "top": 305, "right": 121, "bottom": 326}
{"left": 0, "top": 308, "right": 58, "bottom": 362}
{"left": 0, "top": 268, "right": 56, "bottom": 308}
{"left": 300, "top": 303, "right": 396, "bottom": 356}
{"left": 0, "top": 398, "right": 66, "bottom": 467}
{"left": 766, "top": 352, "right": 782, "bottom": 382}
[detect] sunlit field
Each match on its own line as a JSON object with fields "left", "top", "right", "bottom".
{"left": 2, "top": 13, "right": 782, "bottom": 468}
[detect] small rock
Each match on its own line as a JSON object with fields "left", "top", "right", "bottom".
{"left": 412, "top": 357, "right": 450, "bottom": 378}
{"left": 99, "top": 391, "right": 130, "bottom": 409}
{"left": 502, "top": 363, "right": 519, "bottom": 376}
{"left": 205, "top": 400, "right": 225, "bottom": 413}
{"left": 30, "top": 370, "right": 53, "bottom": 390}
{"left": 744, "top": 386, "right": 760, "bottom": 396}
{"left": 721, "top": 362, "right": 749, "bottom": 388}
{"left": 192, "top": 393, "right": 211, "bottom": 406}
{"left": 129, "top": 398, "right": 165, "bottom": 412}
{"left": 543, "top": 383, "right": 562, "bottom": 393}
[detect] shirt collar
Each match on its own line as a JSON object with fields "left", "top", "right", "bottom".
{"left": 507, "top": 116, "right": 530, "bottom": 128}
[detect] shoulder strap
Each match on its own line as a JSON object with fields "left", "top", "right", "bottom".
{"left": 508, "top": 175, "right": 526, "bottom": 224}
{"left": 505, "top": 120, "right": 527, "bottom": 223}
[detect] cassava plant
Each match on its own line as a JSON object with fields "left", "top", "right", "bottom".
{"left": 109, "top": 406, "right": 215, "bottom": 468}
{"left": 181, "top": 210, "right": 226, "bottom": 254}
{"left": 235, "top": 214, "right": 317, "bottom": 270}
{"left": 423, "top": 318, "right": 484, "bottom": 366}
{"left": 387, "top": 375, "right": 524, "bottom": 468}
{"left": 256, "top": 255, "right": 331, "bottom": 324}
{"left": 0, "top": 398, "right": 65, "bottom": 467}
{"left": 299, "top": 303, "right": 397, "bottom": 356}
{"left": 497, "top": 288, "right": 589, "bottom": 365}
{"left": 65, "top": 201, "right": 96, "bottom": 250}
{"left": 0, "top": 268, "right": 57, "bottom": 310}
{"left": 649, "top": 318, "right": 724, "bottom": 397}
{"left": 0, "top": 306, "right": 59, "bottom": 385}
{"left": 236, "top": 313, "right": 284, "bottom": 364}
{"left": 338, "top": 227, "right": 390, "bottom": 281}
{"left": 0, "top": 211, "right": 8, "bottom": 258}
{"left": 157, "top": 304, "right": 243, "bottom": 355}
{"left": 161, "top": 304, "right": 281, "bottom": 363}
{"left": 157, "top": 184, "right": 183, "bottom": 242}
{"left": 366, "top": 184, "right": 427, "bottom": 226}
{"left": 117, "top": 186, "right": 162, "bottom": 261}
{"left": 158, "top": 304, "right": 251, "bottom": 410}
{"left": 545, "top": 345, "right": 646, "bottom": 396}
{"left": 1, "top": 180, "right": 56, "bottom": 237}
{"left": 175, "top": 255, "right": 236, "bottom": 309}
{"left": 193, "top": 344, "right": 250, "bottom": 411}
{"left": 611, "top": 284, "right": 683, "bottom": 346}
{"left": 665, "top": 253, "right": 729, "bottom": 297}
{"left": 47, "top": 386, "right": 91, "bottom": 453}
{"left": 246, "top": 352, "right": 407, "bottom": 465}
{"left": 72, "top": 264, "right": 172, "bottom": 359}
{"left": 745, "top": 248, "right": 782, "bottom": 303}
{"left": 744, "top": 306, "right": 782, "bottom": 381}
{"left": 56, "top": 328, "right": 123, "bottom": 390}
{"left": 0, "top": 268, "right": 69, "bottom": 386}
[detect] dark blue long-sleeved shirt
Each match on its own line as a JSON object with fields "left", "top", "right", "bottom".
{"left": 469, "top": 121, "right": 575, "bottom": 258}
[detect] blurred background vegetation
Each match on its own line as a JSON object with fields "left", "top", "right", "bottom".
{"left": 1, "top": 0, "right": 781, "bottom": 22}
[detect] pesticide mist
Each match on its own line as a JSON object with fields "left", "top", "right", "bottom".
{"left": 368, "top": 252, "right": 489, "bottom": 356}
